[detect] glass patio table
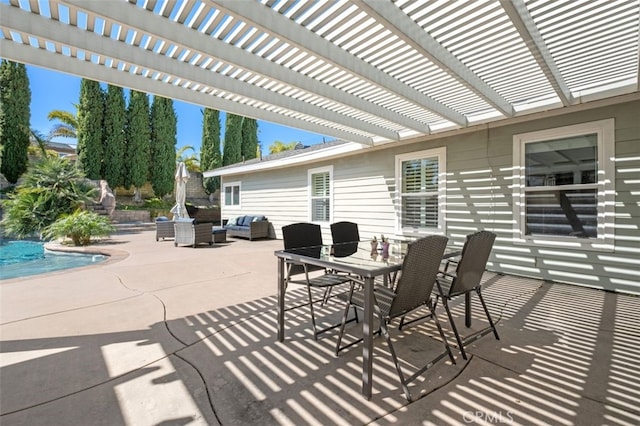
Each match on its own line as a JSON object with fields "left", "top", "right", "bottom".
{"left": 274, "top": 239, "right": 460, "bottom": 400}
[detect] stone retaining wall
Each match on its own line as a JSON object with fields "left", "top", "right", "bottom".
{"left": 186, "top": 172, "right": 209, "bottom": 199}
{"left": 111, "top": 210, "right": 151, "bottom": 223}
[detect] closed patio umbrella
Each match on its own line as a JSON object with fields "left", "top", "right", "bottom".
{"left": 170, "top": 162, "right": 190, "bottom": 220}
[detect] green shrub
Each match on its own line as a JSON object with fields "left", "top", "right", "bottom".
{"left": 1, "top": 156, "right": 96, "bottom": 238}
{"left": 42, "top": 210, "right": 115, "bottom": 246}
{"left": 143, "top": 197, "right": 172, "bottom": 209}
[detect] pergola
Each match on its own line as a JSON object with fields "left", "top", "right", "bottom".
{"left": 1, "top": 0, "right": 638, "bottom": 146}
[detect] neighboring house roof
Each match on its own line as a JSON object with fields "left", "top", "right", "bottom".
{"left": 30, "top": 140, "right": 76, "bottom": 155}
{"left": 45, "top": 141, "right": 76, "bottom": 154}
{"left": 1, "top": 1, "right": 638, "bottom": 149}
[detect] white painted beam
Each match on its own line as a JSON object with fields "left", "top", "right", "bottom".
{"left": 1, "top": 4, "right": 383, "bottom": 143}
{"left": 358, "top": 0, "right": 515, "bottom": 117}
{"left": 500, "top": 0, "right": 572, "bottom": 106}
{"left": 0, "top": 39, "right": 374, "bottom": 144}
{"left": 55, "top": 0, "right": 396, "bottom": 141}
{"left": 86, "top": 0, "right": 429, "bottom": 134}
{"left": 212, "top": 0, "right": 468, "bottom": 126}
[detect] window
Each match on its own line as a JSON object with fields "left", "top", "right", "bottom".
{"left": 223, "top": 181, "right": 240, "bottom": 206}
{"left": 308, "top": 166, "right": 332, "bottom": 222}
{"left": 396, "top": 148, "right": 446, "bottom": 234}
{"left": 513, "top": 119, "right": 614, "bottom": 248}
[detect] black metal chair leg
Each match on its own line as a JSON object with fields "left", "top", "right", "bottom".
{"left": 335, "top": 285, "right": 357, "bottom": 355}
{"left": 476, "top": 288, "right": 500, "bottom": 340}
{"left": 429, "top": 302, "right": 456, "bottom": 365}
{"left": 442, "top": 298, "right": 467, "bottom": 360}
{"left": 306, "top": 285, "right": 320, "bottom": 340}
{"left": 380, "top": 317, "right": 412, "bottom": 402}
{"left": 322, "top": 287, "right": 332, "bottom": 305}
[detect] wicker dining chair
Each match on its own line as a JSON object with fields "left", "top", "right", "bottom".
{"left": 282, "top": 223, "right": 355, "bottom": 340}
{"left": 434, "top": 230, "right": 499, "bottom": 360}
{"left": 335, "top": 235, "right": 455, "bottom": 401}
{"left": 330, "top": 221, "right": 360, "bottom": 258}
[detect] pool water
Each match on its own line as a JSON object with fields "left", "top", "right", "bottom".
{"left": 0, "top": 240, "right": 107, "bottom": 280}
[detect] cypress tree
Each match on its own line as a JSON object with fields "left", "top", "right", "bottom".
{"left": 124, "top": 90, "right": 150, "bottom": 200}
{"left": 102, "top": 85, "right": 126, "bottom": 188}
{"left": 241, "top": 117, "right": 258, "bottom": 161}
{"left": 76, "top": 79, "right": 104, "bottom": 179}
{"left": 200, "top": 108, "right": 222, "bottom": 194}
{"left": 222, "top": 113, "right": 243, "bottom": 166}
{"left": 0, "top": 60, "right": 31, "bottom": 183}
{"left": 150, "top": 95, "right": 177, "bottom": 198}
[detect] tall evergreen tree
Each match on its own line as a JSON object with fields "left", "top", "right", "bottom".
{"left": 150, "top": 95, "right": 177, "bottom": 198}
{"left": 124, "top": 90, "right": 150, "bottom": 201}
{"left": 200, "top": 108, "right": 222, "bottom": 194}
{"left": 222, "top": 113, "right": 243, "bottom": 166}
{"left": 241, "top": 117, "right": 258, "bottom": 161}
{"left": 0, "top": 60, "right": 31, "bottom": 183}
{"left": 76, "top": 79, "right": 104, "bottom": 179}
{"left": 102, "top": 85, "right": 126, "bottom": 188}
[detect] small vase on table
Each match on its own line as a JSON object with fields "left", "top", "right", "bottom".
{"left": 381, "top": 241, "right": 390, "bottom": 259}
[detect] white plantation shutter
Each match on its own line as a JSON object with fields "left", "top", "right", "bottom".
{"left": 398, "top": 152, "right": 442, "bottom": 231}
{"left": 310, "top": 170, "right": 330, "bottom": 222}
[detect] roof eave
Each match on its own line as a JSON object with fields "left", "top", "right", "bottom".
{"left": 203, "top": 142, "right": 367, "bottom": 178}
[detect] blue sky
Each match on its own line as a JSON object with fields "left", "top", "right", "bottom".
{"left": 27, "top": 65, "right": 328, "bottom": 156}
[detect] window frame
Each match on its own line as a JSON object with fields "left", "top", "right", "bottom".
{"left": 308, "top": 166, "right": 333, "bottom": 223}
{"left": 512, "top": 119, "right": 615, "bottom": 251}
{"left": 223, "top": 181, "right": 241, "bottom": 207}
{"left": 395, "top": 147, "right": 447, "bottom": 236}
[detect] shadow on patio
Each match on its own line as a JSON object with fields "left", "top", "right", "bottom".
{"left": 3, "top": 270, "right": 636, "bottom": 425}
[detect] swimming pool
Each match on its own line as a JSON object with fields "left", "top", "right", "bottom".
{"left": 0, "top": 240, "right": 107, "bottom": 280}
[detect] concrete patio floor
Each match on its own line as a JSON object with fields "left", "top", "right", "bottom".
{"left": 1, "top": 227, "right": 638, "bottom": 425}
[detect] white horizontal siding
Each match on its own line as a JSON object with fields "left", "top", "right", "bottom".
{"left": 332, "top": 151, "right": 397, "bottom": 241}
{"left": 223, "top": 99, "right": 640, "bottom": 294}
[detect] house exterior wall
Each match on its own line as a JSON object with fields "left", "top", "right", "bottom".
{"left": 220, "top": 99, "right": 640, "bottom": 294}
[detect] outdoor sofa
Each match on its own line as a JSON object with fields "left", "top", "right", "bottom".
{"left": 224, "top": 215, "right": 270, "bottom": 240}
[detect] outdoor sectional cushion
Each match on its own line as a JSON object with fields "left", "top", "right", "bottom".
{"left": 224, "top": 215, "right": 269, "bottom": 240}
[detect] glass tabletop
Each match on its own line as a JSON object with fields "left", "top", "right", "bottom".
{"left": 277, "top": 239, "right": 459, "bottom": 278}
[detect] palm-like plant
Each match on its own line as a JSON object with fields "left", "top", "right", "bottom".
{"left": 42, "top": 210, "right": 115, "bottom": 246}
{"left": 47, "top": 108, "right": 78, "bottom": 139}
{"left": 1, "top": 156, "right": 97, "bottom": 238}
{"left": 176, "top": 145, "right": 200, "bottom": 172}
